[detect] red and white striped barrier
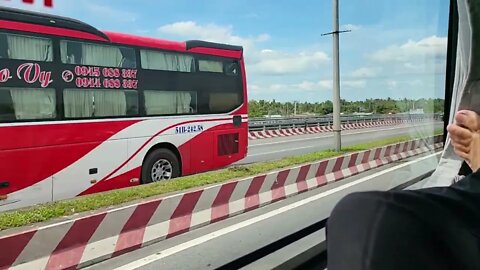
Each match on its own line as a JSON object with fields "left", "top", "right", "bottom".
{"left": 249, "top": 119, "right": 432, "bottom": 140}
{"left": 0, "top": 136, "right": 443, "bottom": 270}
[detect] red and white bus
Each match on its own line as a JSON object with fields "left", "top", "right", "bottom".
{"left": 0, "top": 7, "right": 248, "bottom": 210}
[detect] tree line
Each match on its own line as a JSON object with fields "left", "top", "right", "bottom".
{"left": 248, "top": 98, "right": 445, "bottom": 117}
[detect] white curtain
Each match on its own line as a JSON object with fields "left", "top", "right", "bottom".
{"left": 177, "top": 92, "right": 193, "bottom": 113}
{"left": 10, "top": 88, "right": 56, "bottom": 119}
{"left": 7, "top": 35, "right": 52, "bottom": 61}
{"left": 141, "top": 50, "right": 193, "bottom": 72}
{"left": 64, "top": 89, "right": 94, "bottom": 118}
{"left": 144, "top": 91, "right": 177, "bottom": 115}
{"left": 82, "top": 43, "right": 123, "bottom": 67}
{"left": 94, "top": 90, "right": 126, "bottom": 116}
{"left": 199, "top": 60, "right": 223, "bottom": 73}
{"left": 59, "top": 41, "right": 76, "bottom": 64}
{"left": 64, "top": 89, "right": 127, "bottom": 118}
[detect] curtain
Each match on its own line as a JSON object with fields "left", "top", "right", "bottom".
{"left": 59, "top": 41, "right": 76, "bottom": 64}
{"left": 94, "top": 90, "right": 126, "bottom": 116}
{"left": 144, "top": 91, "right": 177, "bottom": 115}
{"left": 144, "top": 91, "right": 194, "bottom": 115}
{"left": 64, "top": 89, "right": 94, "bottom": 118}
{"left": 199, "top": 60, "right": 223, "bottom": 73}
{"left": 177, "top": 92, "right": 193, "bottom": 113}
{"left": 10, "top": 88, "right": 56, "bottom": 119}
{"left": 140, "top": 50, "right": 193, "bottom": 72}
{"left": 64, "top": 89, "right": 128, "bottom": 118}
{"left": 7, "top": 35, "right": 52, "bottom": 61}
{"left": 423, "top": 0, "right": 479, "bottom": 187}
{"left": 82, "top": 43, "right": 123, "bottom": 67}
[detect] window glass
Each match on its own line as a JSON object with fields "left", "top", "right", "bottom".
{"left": 63, "top": 89, "right": 138, "bottom": 118}
{"left": 224, "top": 62, "right": 240, "bottom": 76}
{"left": 144, "top": 90, "right": 196, "bottom": 115}
{"left": 199, "top": 60, "right": 223, "bottom": 73}
{"left": 0, "top": 33, "right": 52, "bottom": 61}
{"left": 140, "top": 50, "right": 194, "bottom": 72}
{"left": 60, "top": 40, "right": 136, "bottom": 68}
{"left": 209, "top": 92, "right": 241, "bottom": 113}
{"left": 0, "top": 88, "right": 55, "bottom": 121}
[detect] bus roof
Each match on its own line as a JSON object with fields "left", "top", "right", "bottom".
{"left": 104, "top": 31, "right": 243, "bottom": 58}
{"left": 0, "top": 6, "right": 243, "bottom": 59}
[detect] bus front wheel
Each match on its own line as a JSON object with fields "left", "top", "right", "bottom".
{"left": 141, "top": 148, "right": 180, "bottom": 183}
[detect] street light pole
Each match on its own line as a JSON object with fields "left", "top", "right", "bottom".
{"left": 332, "top": 0, "right": 341, "bottom": 151}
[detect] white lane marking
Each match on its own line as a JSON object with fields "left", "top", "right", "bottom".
{"left": 113, "top": 153, "right": 439, "bottom": 270}
{"left": 249, "top": 123, "right": 440, "bottom": 147}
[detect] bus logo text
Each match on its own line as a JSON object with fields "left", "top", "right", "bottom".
{"left": 0, "top": 68, "right": 12, "bottom": 83}
{"left": 17, "top": 63, "right": 53, "bottom": 88}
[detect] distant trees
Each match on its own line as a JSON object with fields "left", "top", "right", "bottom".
{"left": 248, "top": 98, "right": 444, "bottom": 117}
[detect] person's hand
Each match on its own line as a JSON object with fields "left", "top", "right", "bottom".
{"left": 447, "top": 110, "right": 480, "bottom": 172}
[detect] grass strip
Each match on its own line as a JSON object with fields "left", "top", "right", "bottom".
{"left": 0, "top": 130, "right": 443, "bottom": 231}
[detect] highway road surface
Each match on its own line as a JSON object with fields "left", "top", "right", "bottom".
{"left": 83, "top": 152, "right": 441, "bottom": 270}
{"left": 239, "top": 121, "right": 443, "bottom": 165}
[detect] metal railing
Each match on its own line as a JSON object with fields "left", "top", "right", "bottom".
{"left": 248, "top": 113, "right": 443, "bottom": 131}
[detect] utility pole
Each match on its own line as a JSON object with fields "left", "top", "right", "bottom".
{"left": 322, "top": 0, "right": 350, "bottom": 151}
{"left": 332, "top": 0, "right": 341, "bottom": 151}
{"left": 294, "top": 101, "right": 297, "bottom": 116}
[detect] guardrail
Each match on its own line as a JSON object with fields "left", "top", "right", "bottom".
{"left": 248, "top": 113, "right": 443, "bottom": 131}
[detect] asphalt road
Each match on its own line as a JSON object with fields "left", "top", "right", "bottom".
{"left": 83, "top": 152, "right": 441, "bottom": 270}
{"left": 239, "top": 122, "right": 443, "bottom": 165}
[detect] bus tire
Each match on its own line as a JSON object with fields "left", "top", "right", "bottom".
{"left": 141, "top": 148, "right": 180, "bottom": 184}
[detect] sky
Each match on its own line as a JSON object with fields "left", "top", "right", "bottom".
{"left": 2, "top": 0, "right": 450, "bottom": 102}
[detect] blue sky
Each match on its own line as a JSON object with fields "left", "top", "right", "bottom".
{"left": 3, "top": 0, "right": 450, "bottom": 102}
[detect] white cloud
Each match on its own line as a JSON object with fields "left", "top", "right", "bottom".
{"left": 249, "top": 84, "right": 261, "bottom": 92}
{"left": 158, "top": 21, "right": 269, "bottom": 51}
{"left": 369, "top": 35, "right": 447, "bottom": 62}
{"left": 158, "top": 21, "right": 330, "bottom": 77}
{"left": 250, "top": 79, "right": 365, "bottom": 96}
{"left": 249, "top": 49, "right": 329, "bottom": 75}
{"left": 83, "top": 3, "right": 136, "bottom": 23}
{"left": 343, "top": 80, "right": 367, "bottom": 89}
{"left": 351, "top": 67, "right": 379, "bottom": 78}
{"left": 387, "top": 80, "right": 398, "bottom": 89}
{"left": 342, "top": 24, "right": 361, "bottom": 31}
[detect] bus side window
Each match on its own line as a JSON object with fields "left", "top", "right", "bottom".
{"left": 198, "top": 60, "right": 223, "bottom": 73}
{"left": 60, "top": 41, "right": 82, "bottom": 64}
{"left": 0, "top": 34, "right": 7, "bottom": 59}
{"left": 209, "top": 93, "right": 240, "bottom": 113}
{"left": 225, "top": 62, "right": 239, "bottom": 76}
{"left": 0, "top": 33, "right": 52, "bottom": 62}
{"left": 0, "top": 89, "right": 15, "bottom": 121}
{"left": 125, "top": 90, "right": 139, "bottom": 115}
{"left": 120, "top": 48, "right": 136, "bottom": 68}
{"left": 143, "top": 90, "right": 196, "bottom": 115}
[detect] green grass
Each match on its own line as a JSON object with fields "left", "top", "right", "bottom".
{"left": 0, "top": 130, "right": 443, "bottom": 231}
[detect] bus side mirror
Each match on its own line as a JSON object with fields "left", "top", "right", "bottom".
{"left": 233, "top": 115, "right": 242, "bottom": 127}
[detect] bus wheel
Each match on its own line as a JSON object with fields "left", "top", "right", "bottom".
{"left": 142, "top": 148, "right": 180, "bottom": 183}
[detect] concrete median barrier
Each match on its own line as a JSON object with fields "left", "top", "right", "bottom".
{"left": 0, "top": 135, "right": 443, "bottom": 270}
{"left": 248, "top": 119, "right": 435, "bottom": 140}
